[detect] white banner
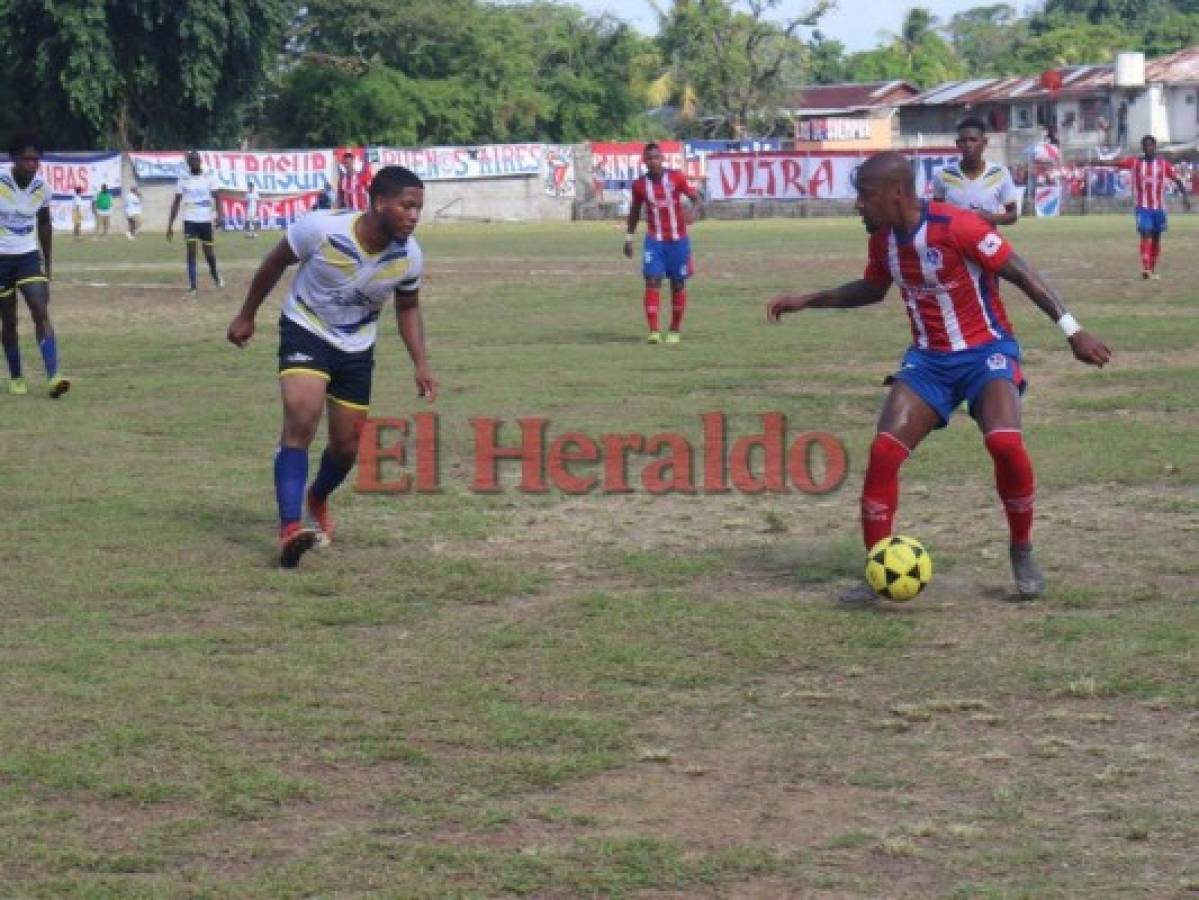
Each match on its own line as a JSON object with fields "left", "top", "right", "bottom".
{"left": 371, "top": 144, "right": 546, "bottom": 181}
{"left": 706, "top": 150, "right": 957, "bottom": 201}
{"left": 29, "top": 152, "right": 124, "bottom": 232}
{"left": 128, "top": 150, "right": 336, "bottom": 194}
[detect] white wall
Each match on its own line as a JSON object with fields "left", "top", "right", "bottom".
{"left": 1165, "top": 86, "right": 1199, "bottom": 144}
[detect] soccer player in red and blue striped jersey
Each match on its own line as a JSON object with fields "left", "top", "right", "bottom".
{"left": 623, "top": 143, "right": 700, "bottom": 344}
{"left": 1113, "top": 135, "right": 1190, "bottom": 279}
{"left": 767, "top": 152, "right": 1112, "bottom": 602}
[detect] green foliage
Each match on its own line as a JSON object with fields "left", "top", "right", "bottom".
{"left": 267, "top": 0, "right": 653, "bottom": 145}
{"left": 843, "top": 8, "right": 966, "bottom": 87}
{"left": 4, "top": 0, "right": 295, "bottom": 149}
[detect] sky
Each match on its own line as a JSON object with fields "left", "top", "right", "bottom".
{"left": 566, "top": 0, "right": 994, "bottom": 52}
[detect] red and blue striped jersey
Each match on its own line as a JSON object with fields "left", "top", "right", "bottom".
{"left": 863, "top": 202, "right": 1015, "bottom": 352}
{"left": 632, "top": 169, "right": 696, "bottom": 241}
{"left": 1117, "top": 157, "right": 1177, "bottom": 211}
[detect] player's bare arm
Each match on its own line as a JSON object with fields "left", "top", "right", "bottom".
{"left": 623, "top": 196, "right": 643, "bottom": 258}
{"left": 37, "top": 206, "right": 52, "bottom": 280}
{"left": 395, "top": 288, "right": 436, "bottom": 401}
{"left": 1172, "top": 175, "right": 1191, "bottom": 210}
{"left": 165, "top": 195, "right": 181, "bottom": 242}
{"left": 227, "top": 238, "right": 299, "bottom": 347}
{"left": 767, "top": 279, "right": 888, "bottom": 322}
{"left": 979, "top": 202, "right": 1019, "bottom": 227}
{"left": 998, "top": 252, "right": 1112, "bottom": 367}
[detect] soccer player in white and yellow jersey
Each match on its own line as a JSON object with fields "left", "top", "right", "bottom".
{"left": 227, "top": 166, "right": 436, "bottom": 568}
{"left": 166, "top": 151, "right": 223, "bottom": 295}
{"left": 931, "top": 117, "right": 1020, "bottom": 228}
{"left": 0, "top": 134, "right": 70, "bottom": 397}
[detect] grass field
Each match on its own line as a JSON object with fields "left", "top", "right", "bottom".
{"left": 1, "top": 215, "right": 1197, "bottom": 898}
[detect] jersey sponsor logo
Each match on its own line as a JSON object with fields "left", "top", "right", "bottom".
{"left": 977, "top": 233, "right": 1003, "bottom": 257}
{"left": 986, "top": 353, "right": 1008, "bottom": 371}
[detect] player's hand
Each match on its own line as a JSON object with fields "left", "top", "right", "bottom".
{"left": 622, "top": 238, "right": 633, "bottom": 259}
{"left": 415, "top": 367, "right": 437, "bottom": 403}
{"left": 1069, "top": 330, "right": 1112, "bottom": 367}
{"left": 227, "top": 313, "right": 255, "bottom": 348}
{"left": 766, "top": 294, "right": 810, "bottom": 323}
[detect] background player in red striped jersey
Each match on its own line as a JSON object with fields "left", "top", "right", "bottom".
{"left": 1101, "top": 135, "right": 1190, "bottom": 279}
{"left": 766, "top": 152, "right": 1111, "bottom": 603}
{"left": 623, "top": 143, "right": 700, "bottom": 344}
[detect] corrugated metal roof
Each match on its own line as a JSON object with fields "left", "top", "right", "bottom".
{"left": 901, "top": 47, "right": 1199, "bottom": 108}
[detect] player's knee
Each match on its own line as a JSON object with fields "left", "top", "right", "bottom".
{"left": 984, "top": 428, "right": 1026, "bottom": 462}
{"left": 866, "top": 432, "right": 910, "bottom": 476}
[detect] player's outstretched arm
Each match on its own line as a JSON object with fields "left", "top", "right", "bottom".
{"left": 766, "top": 279, "right": 887, "bottom": 323}
{"left": 37, "top": 207, "right": 52, "bottom": 280}
{"left": 998, "top": 251, "right": 1112, "bottom": 367}
{"left": 166, "top": 195, "right": 181, "bottom": 242}
{"left": 227, "top": 238, "right": 299, "bottom": 347}
{"left": 396, "top": 289, "right": 436, "bottom": 402}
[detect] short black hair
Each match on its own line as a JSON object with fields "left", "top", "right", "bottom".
{"left": 368, "top": 165, "right": 423, "bottom": 203}
{"left": 644, "top": 141, "right": 662, "bottom": 154}
{"left": 7, "top": 133, "right": 41, "bottom": 159}
{"left": 1142, "top": 134, "right": 1157, "bottom": 145}
{"left": 956, "top": 116, "right": 987, "bottom": 135}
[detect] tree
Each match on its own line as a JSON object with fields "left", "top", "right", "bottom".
{"left": 651, "top": 0, "right": 833, "bottom": 137}
{"left": 947, "top": 4, "right": 1032, "bottom": 76}
{"left": 844, "top": 7, "right": 965, "bottom": 87}
{"left": 4, "top": 0, "right": 297, "bottom": 149}
{"left": 806, "top": 30, "right": 848, "bottom": 84}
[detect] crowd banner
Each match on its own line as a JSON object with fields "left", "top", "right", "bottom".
{"left": 33, "top": 151, "right": 123, "bottom": 232}
{"left": 128, "top": 150, "right": 336, "bottom": 193}
{"left": 1034, "top": 185, "right": 1063, "bottom": 217}
{"left": 684, "top": 139, "right": 783, "bottom": 186}
{"left": 589, "top": 141, "right": 685, "bottom": 194}
{"left": 543, "top": 145, "right": 575, "bottom": 198}
{"left": 796, "top": 118, "right": 873, "bottom": 141}
{"left": 705, "top": 149, "right": 958, "bottom": 201}
{"left": 371, "top": 144, "right": 546, "bottom": 181}
{"left": 218, "top": 190, "right": 324, "bottom": 231}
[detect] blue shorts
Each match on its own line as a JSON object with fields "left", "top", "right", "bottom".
{"left": 0, "top": 251, "right": 47, "bottom": 297}
{"left": 1135, "top": 207, "right": 1167, "bottom": 235}
{"left": 643, "top": 236, "right": 693, "bottom": 281}
{"left": 278, "top": 316, "right": 375, "bottom": 411}
{"left": 886, "top": 339, "right": 1027, "bottom": 428}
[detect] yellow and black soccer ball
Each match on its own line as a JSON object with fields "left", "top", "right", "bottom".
{"left": 865, "top": 535, "right": 933, "bottom": 602}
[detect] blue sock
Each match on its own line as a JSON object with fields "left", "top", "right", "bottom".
{"left": 38, "top": 335, "right": 57, "bottom": 378}
{"left": 310, "top": 449, "right": 354, "bottom": 502}
{"left": 187, "top": 257, "right": 197, "bottom": 289}
{"left": 3, "top": 342, "right": 20, "bottom": 378}
{"left": 274, "top": 446, "right": 308, "bottom": 527}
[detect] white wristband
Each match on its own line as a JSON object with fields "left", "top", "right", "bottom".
{"left": 1057, "top": 312, "right": 1082, "bottom": 338}
{"left": 624, "top": 233, "right": 634, "bottom": 241}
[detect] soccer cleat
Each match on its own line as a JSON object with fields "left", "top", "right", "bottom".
{"left": 215, "top": 274, "right": 225, "bottom": 289}
{"left": 646, "top": 331, "right": 661, "bottom": 344}
{"left": 305, "top": 489, "right": 334, "bottom": 548}
{"left": 838, "top": 580, "right": 879, "bottom": 607}
{"left": 664, "top": 331, "right": 681, "bottom": 344}
{"left": 125, "top": 232, "right": 134, "bottom": 241}
{"left": 1009, "top": 544, "right": 1046, "bottom": 600}
{"left": 185, "top": 287, "right": 198, "bottom": 298}
{"left": 48, "top": 375, "right": 71, "bottom": 399}
{"left": 1141, "top": 270, "right": 1151, "bottom": 280}
{"left": 1150, "top": 272, "right": 1161, "bottom": 281}
{"left": 8, "top": 377, "right": 28, "bottom": 396}
{"left": 279, "top": 523, "right": 317, "bottom": 569}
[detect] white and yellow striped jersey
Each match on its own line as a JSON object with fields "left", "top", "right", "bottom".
{"left": 931, "top": 162, "right": 1019, "bottom": 216}
{"left": 282, "top": 211, "right": 423, "bottom": 354}
{"left": 174, "top": 172, "right": 218, "bottom": 223}
{"left": 0, "top": 167, "right": 49, "bottom": 255}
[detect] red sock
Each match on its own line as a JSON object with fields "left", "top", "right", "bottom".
{"left": 1140, "top": 237, "right": 1153, "bottom": 271}
{"left": 860, "top": 432, "right": 909, "bottom": 549}
{"left": 985, "top": 429, "right": 1035, "bottom": 546}
{"left": 644, "top": 287, "right": 660, "bottom": 332}
{"left": 1150, "top": 238, "right": 1161, "bottom": 270}
{"left": 669, "top": 287, "right": 687, "bottom": 332}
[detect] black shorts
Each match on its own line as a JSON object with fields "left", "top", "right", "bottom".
{"left": 277, "top": 316, "right": 374, "bottom": 410}
{"left": 0, "top": 251, "right": 47, "bottom": 297}
{"left": 183, "top": 221, "right": 214, "bottom": 245}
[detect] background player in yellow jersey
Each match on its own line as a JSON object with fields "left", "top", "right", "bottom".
{"left": 227, "top": 166, "right": 436, "bottom": 568}
{"left": 166, "top": 151, "right": 224, "bottom": 296}
{"left": 932, "top": 117, "right": 1020, "bottom": 228}
{"left": 0, "top": 134, "right": 70, "bottom": 397}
